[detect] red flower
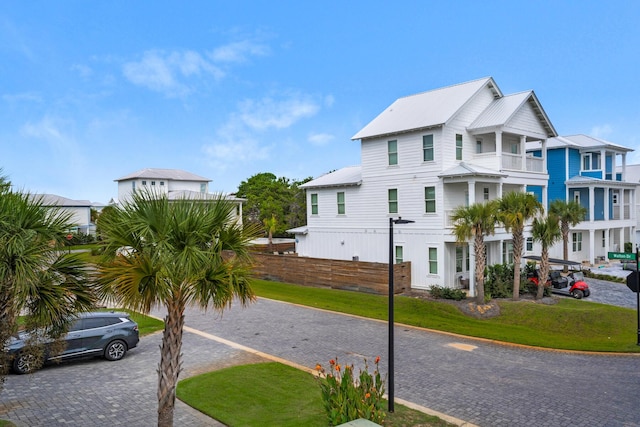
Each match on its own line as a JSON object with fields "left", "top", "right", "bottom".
{"left": 329, "top": 359, "right": 335, "bottom": 365}
{"left": 375, "top": 356, "right": 380, "bottom": 364}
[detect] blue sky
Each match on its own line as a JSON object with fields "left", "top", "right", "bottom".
{"left": 2, "top": 1, "right": 639, "bottom": 204}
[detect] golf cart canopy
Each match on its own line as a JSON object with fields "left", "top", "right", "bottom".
{"left": 523, "top": 256, "right": 581, "bottom": 266}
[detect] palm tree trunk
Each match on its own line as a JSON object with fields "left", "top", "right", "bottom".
{"left": 562, "top": 224, "right": 570, "bottom": 273}
{"left": 157, "top": 297, "right": 185, "bottom": 427}
{"left": 512, "top": 232, "right": 524, "bottom": 301}
{"left": 0, "top": 287, "right": 17, "bottom": 379}
{"left": 537, "top": 247, "right": 549, "bottom": 300}
{"left": 474, "top": 236, "right": 485, "bottom": 305}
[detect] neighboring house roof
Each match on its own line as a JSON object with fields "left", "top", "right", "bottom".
{"left": 565, "top": 175, "right": 637, "bottom": 187}
{"left": 352, "top": 77, "right": 501, "bottom": 140}
{"left": 32, "top": 194, "right": 93, "bottom": 207}
{"left": 167, "top": 190, "right": 245, "bottom": 202}
{"left": 287, "top": 226, "right": 308, "bottom": 235}
{"left": 300, "top": 165, "right": 363, "bottom": 189}
{"left": 438, "top": 162, "right": 507, "bottom": 179}
{"left": 114, "top": 168, "right": 211, "bottom": 182}
{"left": 468, "top": 91, "right": 557, "bottom": 137}
{"left": 529, "top": 134, "right": 634, "bottom": 152}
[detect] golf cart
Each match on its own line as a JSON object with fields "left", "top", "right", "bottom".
{"left": 523, "top": 256, "right": 591, "bottom": 299}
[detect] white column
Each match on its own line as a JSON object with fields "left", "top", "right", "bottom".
{"left": 604, "top": 187, "right": 610, "bottom": 221}
{"left": 496, "top": 131, "right": 503, "bottom": 169}
{"left": 589, "top": 229, "right": 595, "bottom": 266}
{"left": 622, "top": 153, "right": 627, "bottom": 181}
{"left": 468, "top": 180, "right": 476, "bottom": 205}
{"left": 542, "top": 185, "right": 548, "bottom": 212}
{"left": 621, "top": 188, "right": 626, "bottom": 220}
{"left": 468, "top": 242, "right": 476, "bottom": 297}
{"left": 605, "top": 228, "right": 610, "bottom": 254}
{"left": 497, "top": 182, "right": 503, "bottom": 199}
{"left": 542, "top": 139, "right": 548, "bottom": 175}
{"left": 520, "top": 135, "right": 527, "bottom": 171}
{"left": 589, "top": 186, "right": 595, "bottom": 223}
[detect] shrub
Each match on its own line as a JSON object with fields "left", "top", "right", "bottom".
{"left": 429, "top": 285, "right": 467, "bottom": 301}
{"left": 484, "top": 264, "right": 514, "bottom": 298}
{"left": 315, "top": 357, "right": 386, "bottom": 426}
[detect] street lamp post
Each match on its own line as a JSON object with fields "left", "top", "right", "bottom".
{"left": 388, "top": 217, "right": 414, "bottom": 413}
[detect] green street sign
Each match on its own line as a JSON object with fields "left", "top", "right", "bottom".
{"left": 608, "top": 252, "right": 637, "bottom": 261}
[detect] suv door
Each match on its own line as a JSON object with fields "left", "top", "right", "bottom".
{"left": 81, "top": 317, "right": 122, "bottom": 354}
{"left": 63, "top": 318, "right": 87, "bottom": 356}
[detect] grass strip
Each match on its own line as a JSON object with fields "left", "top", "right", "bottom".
{"left": 250, "top": 279, "right": 640, "bottom": 352}
{"left": 177, "top": 362, "right": 454, "bottom": 427}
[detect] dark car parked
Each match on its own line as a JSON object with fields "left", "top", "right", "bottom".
{"left": 8, "top": 311, "right": 139, "bottom": 374}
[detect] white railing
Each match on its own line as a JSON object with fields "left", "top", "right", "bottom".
{"left": 502, "top": 153, "right": 522, "bottom": 170}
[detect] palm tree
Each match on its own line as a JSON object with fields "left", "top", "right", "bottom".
{"left": 451, "top": 201, "right": 498, "bottom": 304}
{"left": 531, "top": 213, "right": 562, "bottom": 299}
{"left": 96, "top": 191, "right": 261, "bottom": 427}
{"left": 0, "top": 182, "right": 97, "bottom": 383}
{"left": 263, "top": 213, "right": 277, "bottom": 252}
{"left": 498, "top": 192, "right": 542, "bottom": 300}
{"left": 549, "top": 200, "right": 587, "bottom": 272}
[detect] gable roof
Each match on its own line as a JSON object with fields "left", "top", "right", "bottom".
{"left": 438, "top": 162, "right": 507, "bottom": 179}
{"left": 529, "top": 134, "right": 634, "bottom": 152}
{"left": 115, "top": 168, "right": 211, "bottom": 182}
{"left": 32, "top": 194, "right": 93, "bottom": 207}
{"left": 300, "top": 165, "right": 362, "bottom": 189}
{"left": 468, "top": 91, "right": 557, "bottom": 137}
{"left": 352, "top": 77, "right": 501, "bottom": 140}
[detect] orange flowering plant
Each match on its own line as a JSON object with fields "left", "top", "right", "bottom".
{"left": 314, "top": 356, "right": 386, "bottom": 425}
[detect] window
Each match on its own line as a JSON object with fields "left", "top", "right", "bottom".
{"left": 476, "top": 140, "right": 482, "bottom": 154}
{"left": 573, "top": 191, "right": 580, "bottom": 204}
{"left": 424, "top": 186, "right": 436, "bottom": 213}
{"left": 151, "top": 181, "right": 156, "bottom": 186}
{"left": 455, "top": 134, "right": 463, "bottom": 160}
{"left": 160, "top": 181, "right": 165, "bottom": 186}
{"left": 311, "top": 194, "right": 318, "bottom": 215}
{"left": 423, "top": 135, "right": 434, "bottom": 161}
{"left": 200, "top": 183, "right": 206, "bottom": 193}
{"left": 582, "top": 153, "right": 601, "bottom": 171}
{"left": 142, "top": 180, "right": 147, "bottom": 186}
{"left": 388, "top": 140, "right": 398, "bottom": 165}
{"left": 455, "top": 246, "right": 463, "bottom": 273}
{"left": 510, "top": 143, "right": 518, "bottom": 154}
{"left": 572, "top": 232, "right": 583, "bottom": 252}
{"left": 502, "top": 241, "right": 514, "bottom": 264}
{"left": 428, "top": 247, "right": 438, "bottom": 274}
{"left": 132, "top": 182, "right": 136, "bottom": 190}
{"left": 337, "top": 192, "right": 345, "bottom": 215}
{"left": 483, "top": 187, "right": 490, "bottom": 201}
{"left": 602, "top": 230, "right": 606, "bottom": 248}
{"left": 395, "top": 246, "right": 403, "bottom": 264}
{"left": 612, "top": 191, "right": 619, "bottom": 205}
{"left": 526, "top": 237, "right": 533, "bottom": 251}
{"left": 388, "top": 189, "right": 398, "bottom": 214}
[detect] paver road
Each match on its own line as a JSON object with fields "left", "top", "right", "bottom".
{"left": 2, "top": 296, "right": 639, "bottom": 426}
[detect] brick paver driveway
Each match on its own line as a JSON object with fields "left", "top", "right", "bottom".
{"left": 2, "top": 297, "right": 640, "bottom": 426}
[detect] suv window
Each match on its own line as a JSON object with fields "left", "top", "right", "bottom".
{"left": 83, "top": 317, "right": 121, "bottom": 329}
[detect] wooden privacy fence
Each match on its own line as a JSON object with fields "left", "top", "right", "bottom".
{"left": 250, "top": 253, "right": 411, "bottom": 295}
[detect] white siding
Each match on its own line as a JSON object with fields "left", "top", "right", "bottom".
{"left": 507, "top": 101, "right": 547, "bottom": 137}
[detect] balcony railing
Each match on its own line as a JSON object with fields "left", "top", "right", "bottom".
{"left": 501, "top": 153, "right": 544, "bottom": 172}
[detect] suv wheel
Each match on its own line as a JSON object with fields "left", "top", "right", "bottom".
{"left": 104, "top": 340, "right": 127, "bottom": 361}
{"left": 13, "top": 353, "right": 37, "bottom": 375}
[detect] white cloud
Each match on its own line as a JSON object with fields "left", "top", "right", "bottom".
{"left": 71, "top": 63, "right": 93, "bottom": 79}
{"left": 324, "top": 94, "right": 335, "bottom": 107}
{"left": 209, "top": 40, "right": 269, "bottom": 63}
{"left": 20, "top": 115, "right": 86, "bottom": 169}
{"left": 308, "top": 132, "right": 334, "bottom": 146}
{"left": 239, "top": 94, "right": 320, "bottom": 130}
{"left": 2, "top": 92, "right": 42, "bottom": 104}
{"left": 591, "top": 124, "right": 613, "bottom": 139}
{"left": 202, "top": 119, "right": 272, "bottom": 171}
{"left": 122, "top": 50, "right": 223, "bottom": 97}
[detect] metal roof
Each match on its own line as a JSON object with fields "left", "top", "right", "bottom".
{"left": 166, "top": 190, "right": 245, "bottom": 202}
{"left": 438, "top": 162, "right": 507, "bottom": 179}
{"left": 468, "top": 91, "right": 557, "bottom": 137}
{"left": 300, "top": 165, "right": 362, "bottom": 189}
{"left": 530, "top": 135, "right": 634, "bottom": 152}
{"left": 115, "top": 168, "right": 211, "bottom": 182}
{"left": 32, "top": 194, "right": 93, "bottom": 207}
{"left": 351, "top": 77, "right": 500, "bottom": 140}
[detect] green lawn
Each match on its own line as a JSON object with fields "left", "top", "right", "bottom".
{"left": 177, "top": 362, "right": 454, "bottom": 427}
{"left": 250, "top": 279, "right": 640, "bottom": 352}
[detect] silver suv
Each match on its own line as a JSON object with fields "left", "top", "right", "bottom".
{"left": 9, "top": 311, "right": 140, "bottom": 374}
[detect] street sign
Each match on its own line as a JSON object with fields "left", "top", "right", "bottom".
{"left": 608, "top": 252, "right": 637, "bottom": 261}
{"left": 627, "top": 271, "right": 639, "bottom": 293}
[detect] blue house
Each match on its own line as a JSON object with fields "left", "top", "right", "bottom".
{"left": 527, "top": 135, "right": 635, "bottom": 265}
